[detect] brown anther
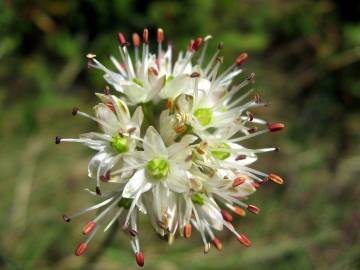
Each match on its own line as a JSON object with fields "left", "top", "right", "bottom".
{"left": 267, "top": 173, "right": 284, "bottom": 184}
{"left": 175, "top": 125, "right": 187, "bottom": 134}
{"left": 235, "top": 154, "right": 247, "bottom": 161}
{"left": 55, "top": 136, "right": 62, "bottom": 144}
{"left": 127, "top": 127, "right": 137, "bottom": 134}
{"left": 196, "top": 147, "right": 205, "bottom": 155}
{"left": 104, "top": 85, "right": 110, "bottom": 95}
{"left": 106, "top": 102, "right": 116, "bottom": 113}
{"left": 148, "top": 67, "right": 159, "bottom": 76}
{"left": 132, "top": 32, "right": 140, "bottom": 48}
{"left": 82, "top": 221, "right": 97, "bottom": 235}
{"left": 247, "top": 204, "right": 260, "bottom": 214}
{"left": 254, "top": 94, "right": 262, "bottom": 104}
{"left": 268, "top": 123, "right": 285, "bottom": 132}
{"left": 246, "top": 111, "right": 254, "bottom": 121}
{"left": 216, "top": 56, "right": 224, "bottom": 63}
{"left": 95, "top": 186, "right": 101, "bottom": 196}
{"left": 275, "top": 147, "right": 280, "bottom": 152}
{"left": 72, "top": 107, "right": 79, "bottom": 116}
{"left": 237, "top": 234, "right": 252, "bottom": 247}
{"left": 128, "top": 229, "right": 138, "bottom": 237}
{"left": 232, "top": 176, "right": 246, "bottom": 187}
{"left": 235, "top": 53, "right": 248, "bottom": 66}
{"left": 190, "top": 72, "right": 201, "bottom": 78}
{"left": 135, "top": 252, "right": 145, "bottom": 267}
{"left": 143, "top": 28, "right": 149, "bottom": 44}
{"left": 248, "top": 127, "right": 258, "bottom": 133}
{"left": 212, "top": 237, "right": 223, "bottom": 251}
{"left": 183, "top": 224, "right": 192, "bottom": 239}
{"left": 117, "top": 32, "right": 127, "bottom": 46}
{"left": 192, "top": 37, "right": 203, "bottom": 51}
{"left": 75, "top": 243, "right": 88, "bottom": 256}
{"left": 86, "top": 53, "right": 96, "bottom": 59}
{"left": 233, "top": 207, "right": 246, "bottom": 217}
{"left": 221, "top": 209, "right": 233, "bottom": 222}
{"left": 218, "top": 42, "right": 224, "bottom": 50}
{"left": 100, "top": 170, "right": 111, "bottom": 182}
{"left": 166, "top": 99, "right": 174, "bottom": 110}
{"left": 62, "top": 214, "right": 71, "bottom": 222}
{"left": 157, "top": 28, "right": 164, "bottom": 43}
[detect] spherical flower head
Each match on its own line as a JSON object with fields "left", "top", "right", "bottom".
{"left": 58, "top": 28, "right": 285, "bottom": 267}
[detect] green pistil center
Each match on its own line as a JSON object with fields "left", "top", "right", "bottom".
{"left": 146, "top": 158, "right": 169, "bottom": 180}
{"left": 191, "top": 193, "right": 205, "bottom": 205}
{"left": 211, "top": 143, "right": 231, "bottom": 160}
{"left": 111, "top": 134, "right": 128, "bottom": 153}
{"left": 194, "top": 108, "right": 212, "bottom": 126}
{"left": 132, "top": 78, "right": 144, "bottom": 87}
{"left": 118, "top": 198, "right": 132, "bottom": 209}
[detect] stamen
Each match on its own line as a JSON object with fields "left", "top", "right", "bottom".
{"left": 135, "top": 251, "right": 145, "bottom": 267}
{"left": 129, "top": 229, "right": 138, "bottom": 237}
{"left": 267, "top": 173, "right": 284, "bottom": 184}
{"left": 212, "top": 237, "right": 223, "bottom": 251}
{"left": 237, "top": 234, "right": 252, "bottom": 247}
{"left": 235, "top": 53, "right": 248, "bottom": 66}
{"left": 192, "top": 37, "right": 203, "bottom": 51}
{"left": 96, "top": 186, "right": 101, "bottom": 196}
{"left": 117, "top": 32, "right": 127, "bottom": 47}
{"left": 183, "top": 223, "right": 192, "bottom": 239}
{"left": 233, "top": 206, "right": 246, "bottom": 217}
{"left": 235, "top": 154, "right": 246, "bottom": 161}
{"left": 72, "top": 107, "right": 79, "bottom": 116}
{"left": 232, "top": 176, "right": 246, "bottom": 187}
{"left": 268, "top": 123, "right": 285, "bottom": 132}
{"left": 82, "top": 221, "right": 97, "bottom": 235}
{"left": 86, "top": 53, "right": 96, "bottom": 59}
{"left": 190, "top": 72, "right": 201, "bottom": 78}
{"left": 157, "top": 28, "right": 164, "bottom": 43}
{"left": 62, "top": 214, "right": 71, "bottom": 222}
{"left": 132, "top": 32, "right": 140, "bottom": 48}
{"left": 221, "top": 209, "right": 233, "bottom": 222}
{"left": 247, "top": 204, "right": 260, "bottom": 214}
{"left": 143, "top": 28, "right": 149, "bottom": 44}
{"left": 55, "top": 136, "right": 62, "bottom": 144}
{"left": 75, "top": 242, "right": 87, "bottom": 256}
{"left": 103, "top": 85, "right": 110, "bottom": 95}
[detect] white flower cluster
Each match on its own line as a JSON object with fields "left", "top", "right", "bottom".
{"left": 57, "top": 28, "right": 284, "bottom": 267}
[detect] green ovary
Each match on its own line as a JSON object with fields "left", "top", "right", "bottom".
{"left": 211, "top": 143, "right": 231, "bottom": 160}
{"left": 191, "top": 193, "right": 205, "bottom": 205}
{"left": 194, "top": 108, "right": 212, "bottom": 126}
{"left": 146, "top": 158, "right": 169, "bottom": 180}
{"left": 111, "top": 134, "right": 128, "bottom": 153}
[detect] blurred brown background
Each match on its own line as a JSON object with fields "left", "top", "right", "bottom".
{"left": 0, "top": 0, "right": 359, "bottom": 269}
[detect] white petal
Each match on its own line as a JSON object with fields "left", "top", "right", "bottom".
{"left": 197, "top": 197, "right": 223, "bottom": 230}
{"left": 122, "top": 169, "right": 152, "bottom": 198}
{"left": 166, "top": 167, "right": 189, "bottom": 193}
{"left": 143, "top": 126, "right": 168, "bottom": 159}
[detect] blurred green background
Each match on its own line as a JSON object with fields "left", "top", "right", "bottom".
{"left": 1, "top": 0, "right": 359, "bottom": 269}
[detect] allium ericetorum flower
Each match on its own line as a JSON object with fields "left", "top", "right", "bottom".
{"left": 56, "top": 28, "right": 285, "bottom": 267}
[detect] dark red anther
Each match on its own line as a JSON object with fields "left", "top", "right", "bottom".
{"left": 268, "top": 123, "right": 285, "bottom": 132}
{"left": 135, "top": 252, "right": 145, "bottom": 267}
{"left": 235, "top": 154, "right": 247, "bottom": 161}
{"left": 246, "top": 111, "right": 254, "bottom": 121}
{"left": 75, "top": 242, "right": 88, "bottom": 256}
{"left": 132, "top": 33, "right": 140, "bottom": 48}
{"left": 212, "top": 237, "right": 223, "bottom": 251}
{"left": 62, "top": 214, "right": 71, "bottom": 222}
{"left": 221, "top": 209, "right": 233, "bottom": 222}
{"left": 128, "top": 229, "right": 138, "bottom": 237}
{"left": 55, "top": 136, "right": 62, "bottom": 144}
{"left": 82, "top": 221, "right": 97, "bottom": 235}
{"left": 190, "top": 72, "right": 200, "bottom": 78}
{"left": 95, "top": 186, "right": 101, "bottom": 196}
{"left": 72, "top": 107, "right": 79, "bottom": 116}
{"left": 232, "top": 176, "right": 246, "bottom": 187}
{"left": 157, "top": 28, "right": 164, "bottom": 43}
{"left": 117, "top": 32, "right": 127, "bottom": 46}
{"left": 192, "top": 37, "right": 203, "bottom": 51}
{"left": 143, "top": 28, "right": 149, "bottom": 44}
{"left": 247, "top": 204, "right": 260, "bottom": 214}
{"left": 237, "top": 234, "right": 252, "bottom": 247}
{"left": 235, "top": 53, "right": 248, "bottom": 66}
{"left": 188, "top": 39, "right": 194, "bottom": 51}
{"left": 104, "top": 85, "right": 110, "bottom": 95}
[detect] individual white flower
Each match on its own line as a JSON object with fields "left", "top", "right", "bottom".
{"left": 57, "top": 28, "right": 285, "bottom": 267}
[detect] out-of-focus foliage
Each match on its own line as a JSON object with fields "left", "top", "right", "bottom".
{"left": 0, "top": 0, "right": 359, "bottom": 269}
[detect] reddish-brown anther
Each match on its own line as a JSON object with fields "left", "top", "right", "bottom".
{"left": 235, "top": 53, "right": 248, "bottom": 66}
{"left": 117, "top": 32, "right": 127, "bottom": 46}
{"left": 157, "top": 28, "right": 164, "bottom": 43}
{"left": 82, "top": 221, "right": 96, "bottom": 235}
{"left": 252, "top": 182, "right": 261, "bottom": 189}
{"left": 212, "top": 237, "right": 223, "bottom": 251}
{"left": 75, "top": 242, "right": 88, "bottom": 256}
{"left": 143, "top": 28, "right": 149, "bottom": 44}
{"left": 268, "top": 173, "right": 284, "bottom": 184}
{"left": 247, "top": 204, "right": 260, "bottom": 214}
{"left": 188, "top": 39, "right": 194, "bottom": 51}
{"left": 191, "top": 37, "right": 203, "bottom": 51}
{"left": 268, "top": 123, "right": 285, "bottom": 132}
{"left": 235, "top": 154, "right": 247, "bottom": 161}
{"left": 132, "top": 33, "right": 140, "bottom": 47}
{"left": 237, "top": 234, "right": 252, "bottom": 247}
{"left": 221, "top": 209, "right": 233, "bottom": 222}
{"left": 183, "top": 223, "right": 192, "bottom": 239}
{"left": 190, "top": 71, "right": 201, "bottom": 78}
{"left": 232, "top": 176, "right": 246, "bottom": 187}
{"left": 135, "top": 252, "right": 145, "bottom": 267}
{"left": 148, "top": 67, "right": 159, "bottom": 76}
{"left": 233, "top": 207, "right": 246, "bottom": 217}
{"left": 72, "top": 107, "right": 79, "bottom": 116}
